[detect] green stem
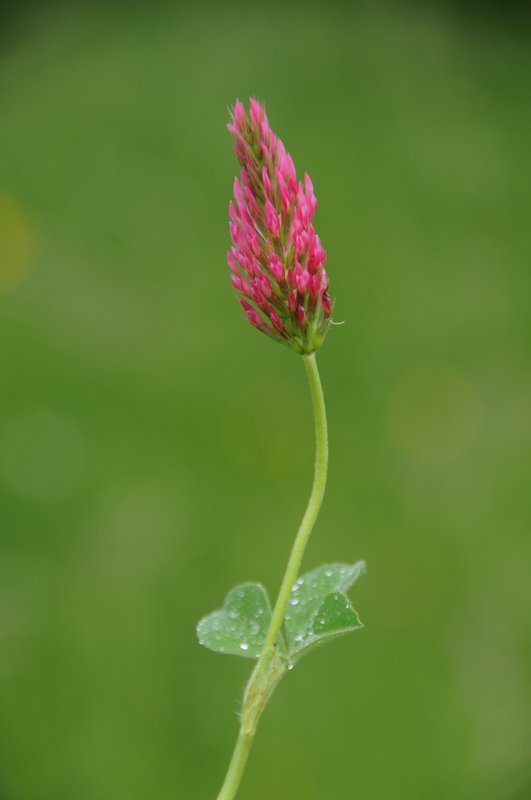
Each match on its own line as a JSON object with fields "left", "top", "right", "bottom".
{"left": 263, "top": 353, "right": 328, "bottom": 652}
{"left": 215, "top": 352, "right": 328, "bottom": 800}
{"left": 216, "top": 731, "right": 253, "bottom": 800}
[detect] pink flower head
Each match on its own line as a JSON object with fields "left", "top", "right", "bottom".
{"left": 226, "top": 98, "right": 333, "bottom": 354}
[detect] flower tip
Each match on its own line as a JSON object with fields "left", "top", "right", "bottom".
{"left": 249, "top": 96, "right": 266, "bottom": 126}
{"left": 232, "top": 99, "right": 246, "bottom": 126}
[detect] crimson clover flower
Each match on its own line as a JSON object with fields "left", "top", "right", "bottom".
{"left": 227, "top": 98, "right": 333, "bottom": 355}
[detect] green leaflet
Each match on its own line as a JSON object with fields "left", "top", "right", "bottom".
{"left": 285, "top": 589, "right": 363, "bottom": 662}
{"left": 196, "top": 582, "right": 286, "bottom": 659}
{"left": 284, "top": 562, "right": 365, "bottom": 662}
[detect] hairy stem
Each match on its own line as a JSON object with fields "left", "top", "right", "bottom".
{"left": 215, "top": 353, "right": 328, "bottom": 800}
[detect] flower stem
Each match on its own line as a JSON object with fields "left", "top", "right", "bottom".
{"left": 215, "top": 352, "right": 328, "bottom": 800}
{"left": 216, "top": 731, "right": 253, "bottom": 800}
{"left": 263, "top": 353, "right": 328, "bottom": 651}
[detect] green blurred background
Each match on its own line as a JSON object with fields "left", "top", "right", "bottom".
{"left": 0, "top": 2, "right": 530, "bottom": 798}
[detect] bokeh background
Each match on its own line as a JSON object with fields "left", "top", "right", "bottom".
{"left": 1, "top": 1, "right": 530, "bottom": 798}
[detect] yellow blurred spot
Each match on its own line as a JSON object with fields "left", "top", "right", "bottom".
{"left": 387, "top": 365, "right": 483, "bottom": 464}
{"left": 0, "top": 194, "right": 34, "bottom": 293}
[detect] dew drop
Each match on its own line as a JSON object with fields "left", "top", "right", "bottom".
{"left": 289, "top": 597, "right": 299, "bottom": 606}
{"left": 239, "top": 643, "right": 249, "bottom": 651}
{"left": 324, "top": 569, "right": 333, "bottom": 577}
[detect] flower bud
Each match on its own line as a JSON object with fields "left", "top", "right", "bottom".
{"left": 227, "top": 98, "right": 333, "bottom": 354}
